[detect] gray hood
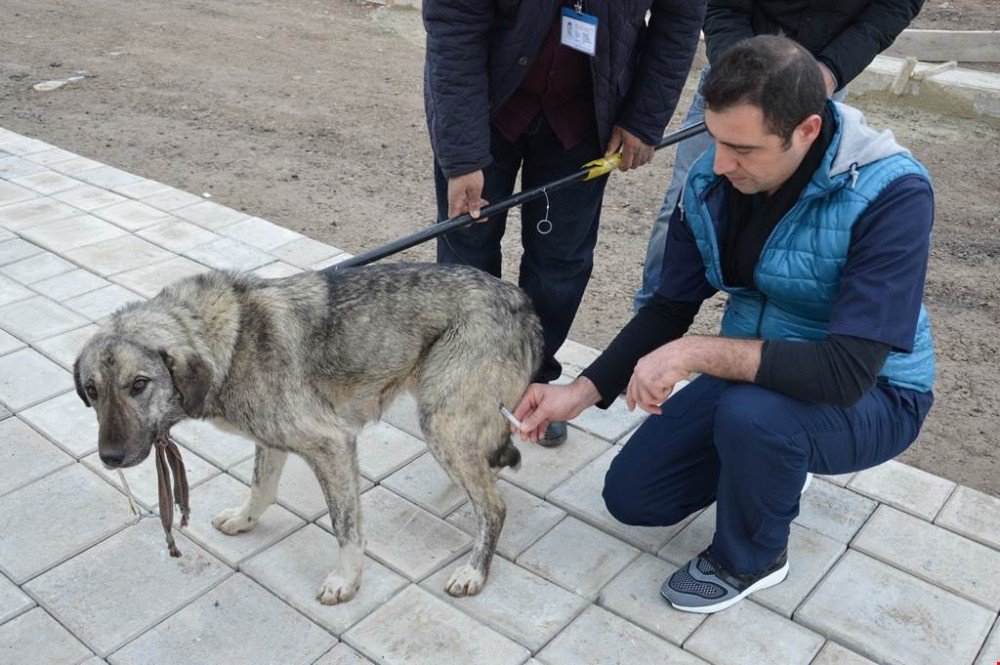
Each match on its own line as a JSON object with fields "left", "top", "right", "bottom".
{"left": 828, "top": 102, "right": 910, "bottom": 178}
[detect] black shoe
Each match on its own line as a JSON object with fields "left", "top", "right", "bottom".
{"left": 538, "top": 420, "right": 568, "bottom": 447}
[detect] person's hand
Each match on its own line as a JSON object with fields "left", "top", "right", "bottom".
{"left": 447, "top": 170, "right": 489, "bottom": 221}
{"left": 818, "top": 62, "right": 838, "bottom": 96}
{"left": 605, "top": 125, "right": 654, "bottom": 172}
{"left": 626, "top": 339, "right": 692, "bottom": 415}
{"left": 513, "top": 378, "right": 601, "bottom": 443}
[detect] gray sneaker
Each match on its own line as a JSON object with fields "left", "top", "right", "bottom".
{"left": 661, "top": 546, "right": 788, "bottom": 614}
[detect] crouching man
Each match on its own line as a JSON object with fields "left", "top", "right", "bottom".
{"left": 514, "top": 35, "right": 935, "bottom": 614}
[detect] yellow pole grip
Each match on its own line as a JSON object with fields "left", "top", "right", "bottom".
{"left": 581, "top": 152, "right": 622, "bottom": 181}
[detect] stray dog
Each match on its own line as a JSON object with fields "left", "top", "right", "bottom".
{"left": 73, "top": 263, "right": 542, "bottom": 603}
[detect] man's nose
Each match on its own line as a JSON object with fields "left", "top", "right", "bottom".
{"left": 713, "top": 148, "right": 736, "bottom": 175}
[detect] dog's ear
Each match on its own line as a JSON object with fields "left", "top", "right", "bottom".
{"left": 73, "top": 357, "right": 90, "bottom": 407}
{"left": 160, "top": 349, "right": 213, "bottom": 418}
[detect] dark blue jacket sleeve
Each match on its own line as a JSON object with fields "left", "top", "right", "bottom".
{"left": 656, "top": 203, "right": 719, "bottom": 303}
{"left": 703, "top": 0, "right": 754, "bottom": 65}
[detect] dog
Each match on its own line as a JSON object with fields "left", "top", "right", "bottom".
{"left": 73, "top": 263, "right": 542, "bottom": 603}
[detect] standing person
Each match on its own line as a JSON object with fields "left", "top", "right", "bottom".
{"left": 423, "top": 0, "right": 706, "bottom": 446}
{"left": 634, "top": 0, "right": 926, "bottom": 311}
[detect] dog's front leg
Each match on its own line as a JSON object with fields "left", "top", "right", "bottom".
{"left": 212, "top": 444, "right": 287, "bottom": 535}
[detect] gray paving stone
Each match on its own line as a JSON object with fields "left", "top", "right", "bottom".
{"left": 136, "top": 219, "right": 219, "bottom": 252}
{"left": 0, "top": 404, "right": 9, "bottom": 421}
{"left": 23, "top": 147, "right": 77, "bottom": 166}
{"left": 597, "top": 553, "right": 707, "bottom": 646}
{"left": 0, "top": 571, "right": 34, "bottom": 624}
{"left": 0, "top": 133, "right": 51, "bottom": 156}
{"left": 0, "top": 238, "right": 44, "bottom": 267}
{"left": 110, "top": 256, "right": 211, "bottom": 298}
{"left": 270, "top": 236, "right": 344, "bottom": 268}
{"left": 64, "top": 284, "right": 144, "bottom": 321}
{"left": 0, "top": 464, "right": 133, "bottom": 582}
{"left": 0, "top": 607, "right": 92, "bottom": 665}
{"left": 0, "top": 180, "right": 36, "bottom": 207}
{"left": 518, "top": 517, "right": 639, "bottom": 600}
{"left": 381, "top": 453, "right": 467, "bottom": 518}
{"left": 139, "top": 187, "right": 203, "bottom": 212}
{"left": 218, "top": 217, "right": 302, "bottom": 250}
{"left": 0, "top": 198, "right": 79, "bottom": 233}
{"left": 356, "top": 421, "right": 426, "bottom": 482}
{"left": 52, "top": 184, "right": 129, "bottom": 211}
{"left": 569, "top": 393, "right": 647, "bottom": 442}
{"left": 82, "top": 445, "right": 219, "bottom": 511}
{"left": 19, "top": 214, "right": 128, "bottom": 252}
{"left": 9, "top": 169, "right": 81, "bottom": 195}
{"left": 976, "top": 618, "right": 1000, "bottom": 665}
{"left": 110, "top": 178, "right": 170, "bottom": 199}
{"left": 344, "top": 585, "right": 530, "bottom": 665}
{"left": 312, "top": 252, "right": 351, "bottom": 270}
{"left": 796, "top": 477, "right": 878, "bottom": 543}
{"left": 812, "top": 642, "right": 878, "bottom": 665}
{"left": 658, "top": 504, "right": 714, "bottom": 566}
{"left": 108, "top": 574, "right": 335, "bottom": 665}
{"left": 0, "top": 296, "right": 88, "bottom": 342}
{"left": 169, "top": 418, "right": 256, "bottom": 469}
{"left": 553, "top": 339, "right": 601, "bottom": 378}
{"left": 499, "top": 427, "right": 609, "bottom": 498}
{"left": 447, "top": 479, "right": 565, "bottom": 559}
{"left": 935, "top": 485, "right": 1000, "bottom": 550}
{"left": 0, "top": 329, "right": 24, "bottom": 356}
{"left": 536, "top": 604, "right": 706, "bottom": 665}
{"left": 33, "top": 324, "right": 99, "bottom": 369}
{"left": 74, "top": 165, "right": 142, "bottom": 190}
{"left": 796, "top": 551, "right": 995, "bottom": 665}
{"left": 242, "top": 524, "right": 407, "bottom": 636}
{"left": 66, "top": 235, "right": 173, "bottom": 277}
{"left": 0, "top": 274, "right": 33, "bottom": 307}
{"left": 0, "top": 348, "right": 73, "bottom": 411}
{"left": 687, "top": 600, "right": 823, "bottom": 665}
{"left": 755, "top": 524, "right": 845, "bottom": 617}
{"left": 172, "top": 201, "right": 250, "bottom": 230}
{"left": 0, "top": 416, "right": 73, "bottom": 497}
{"left": 0, "top": 156, "right": 47, "bottom": 179}
{"left": 251, "top": 261, "right": 303, "bottom": 279}
{"left": 422, "top": 555, "right": 588, "bottom": 651}
{"left": 548, "top": 446, "right": 692, "bottom": 551}
{"left": 25, "top": 521, "right": 231, "bottom": 657}
{"left": 182, "top": 237, "right": 274, "bottom": 271}
{"left": 91, "top": 200, "right": 173, "bottom": 231}
{"left": 31, "top": 269, "right": 111, "bottom": 302}
{"left": 49, "top": 156, "right": 104, "bottom": 176}
{"left": 0, "top": 251, "right": 75, "bottom": 284}
{"left": 380, "top": 391, "right": 423, "bottom": 439}
{"left": 848, "top": 460, "right": 956, "bottom": 521}
{"left": 178, "top": 473, "right": 304, "bottom": 567}
{"left": 20, "top": 391, "right": 99, "bottom": 458}
{"left": 314, "top": 643, "right": 374, "bottom": 665}
{"left": 852, "top": 505, "right": 1000, "bottom": 610}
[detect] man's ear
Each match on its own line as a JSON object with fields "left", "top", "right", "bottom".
{"left": 73, "top": 357, "right": 90, "bottom": 407}
{"left": 796, "top": 113, "right": 823, "bottom": 146}
{"left": 159, "top": 348, "right": 213, "bottom": 418}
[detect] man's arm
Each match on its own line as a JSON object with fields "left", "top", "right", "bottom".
{"left": 703, "top": 0, "right": 755, "bottom": 65}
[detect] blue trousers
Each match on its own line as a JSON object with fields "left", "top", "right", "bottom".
{"left": 603, "top": 375, "right": 933, "bottom": 574}
{"left": 434, "top": 115, "right": 608, "bottom": 383}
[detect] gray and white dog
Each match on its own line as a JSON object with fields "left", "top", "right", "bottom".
{"left": 73, "top": 263, "right": 542, "bottom": 603}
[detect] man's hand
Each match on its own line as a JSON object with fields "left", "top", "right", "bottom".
{"left": 605, "top": 125, "right": 654, "bottom": 172}
{"left": 626, "top": 339, "right": 692, "bottom": 415}
{"left": 513, "top": 377, "right": 601, "bottom": 443}
{"left": 447, "top": 170, "right": 489, "bottom": 221}
{"left": 818, "top": 62, "right": 838, "bottom": 96}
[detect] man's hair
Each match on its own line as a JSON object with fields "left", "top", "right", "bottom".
{"left": 702, "top": 35, "right": 826, "bottom": 146}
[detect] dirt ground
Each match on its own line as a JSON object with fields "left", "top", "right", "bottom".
{"left": 1, "top": 1, "right": 998, "bottom": 496}
{"left": 910, "top": 0, "right": 1000, "bottom": 30}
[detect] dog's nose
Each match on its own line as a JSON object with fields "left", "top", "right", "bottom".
{"left": 100, "top": 451, "right": 126, "bottom": 467}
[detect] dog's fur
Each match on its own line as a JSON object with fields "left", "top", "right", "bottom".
{"left": 73, "top": 263, "right": 542, "bottom": 603}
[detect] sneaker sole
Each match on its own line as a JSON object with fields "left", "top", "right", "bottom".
{"left": 665, "top": 561, "right": 790, "bottom": 614}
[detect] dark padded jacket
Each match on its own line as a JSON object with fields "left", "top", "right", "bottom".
{"left": 704, "top": 0, "right": 924, "bottom": 90}
{"left": 423, "top": 0, "right": 706, "bottom": 178}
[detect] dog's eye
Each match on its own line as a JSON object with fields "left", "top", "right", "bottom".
{"left": 86, "top": 386, "right": 98, "bottom": 401}
{"left": 131, "top": 377, "right": 149, "bottom": 395}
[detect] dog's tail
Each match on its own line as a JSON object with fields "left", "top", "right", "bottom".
{"left": 488, "top": 439, "right": 521, "bottom": 471}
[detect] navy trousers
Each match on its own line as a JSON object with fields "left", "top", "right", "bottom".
{"left": 603, "top": 375, "right": 933, "bottom": 575}
{"left": 434, "top": 115, "right": 608, "bottom": 383}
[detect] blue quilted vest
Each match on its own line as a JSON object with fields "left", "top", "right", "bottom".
{"left": 680, "top": 109, "right": 935, "bottom": 392}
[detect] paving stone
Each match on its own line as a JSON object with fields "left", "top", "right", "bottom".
{"left": 110, "top": 256, "right": 211, "bottom": 298}
{"left": 518, "top": 516, "right": 638, "bottom": 600}
{"left": 33, "top": 324, "right": 99, "bottom": 369}
{"left": 658, "top": 504, "right": 714, "bottom": 566}
{"left": 139, "top": 187, "right": 203, "bottom": 212}
{"left": 31, "top": 269, "right": 109, "bottom": 302}
{"left": 169, "top": 418, "right": 256, "bottom": 469}
{"left": 9, "top": 169, "right": 82, "bottom": 195}
{"left": 0, "top": 348, "right": 73, "bottom": 411}
{"left": 548, "top": 446, "right": 692, "bottom": 551}
{"left": 852, "top": 505, "right": 1000, "bottom": 610}
{"left": 0, "top": 238, "right": 44, "bottom": 267}
{"left": 108, "top": 574, "right": 335, "bottom": 665}
{"left": 242, "top": 524, "right": 407, "bottom": 636}
{"left": 422, "top": 555, "right": 588, "bottom": 651}
{"left": 935, "top": 485, "right": 1000, "bottom": 550}
{"left": 312, "top": 252, "right": 351, "bottom": 270}
{"left": 218, "top": 217, "right": 303, "bottom": 250}
{"left": 178, "top": 473, "right": 304, "bottom": 567}
{"left": 25, "top": 521, "right": 231, "bottom": 657}
{"left": 91, "top": 200, "right": 173, "bottom": 231}
{"left": 270, "top": 236, "right": 344, "bottom": 268}
{"left": 356, "top": 421, "right": 426, "bottom": 482}
{"left": 0, "top": 296, "right": 88, "bottom": 342}
{"left": 754, "top": 524, "right": 844, "bottom": 617}
{"left": 110, "top": 178, "right": 171, "bottom": 199}
{"left": 0, "top": 464, "right": 133, "bottom": 582}
{"left": 0, "top": 274, "right": 33, "bottom": 307}
{"left": 0, "top": 180, "right": 36, "bottom": 206}
{"left": 0, "top": 571, "right": 34, "bottom": 624}
{"left": 796, "top": 551, "right": 995, "bottom": 665}
{"left": 812, "top": 641, "right": 878, "bottom": 665}
{"left": 0, "top": 607, "right": 92, "bottom": 665}
{"left": 0, "top": 329, "right": 23, "bottom": 356}
{"left": 135, "top": 218, "right": 219, "bottom": 252}
{"left": 66, "top": 235, "right": 173, "bottom": 277}
{"left": 597, "top": 552, "right": 707, "bottom": 646}
{"left": 795, "top": 477, "right": 878, "bottom": 543}
{"left": 0, "top": 405, "right": 9, "bottom": 420}
{"left": 49, "top": 156, "right": 104, "bottom": 176}
{"left": 344, "top": 585, "right": 530, "bottom": 665}
{"left": 19, "top": 214, "right": 128, "bottom": 253}
{"left": 447, "top": 479, "right": 565, "bottom": 559}
{"left": 686, "top": 599, "right": 823, "bottom": 665}
{"left": 64, "top": 284, "right": 144, "bottom": 321}
{"left": 172, "top": 201, "right": 250, "bottom": 230}
{"left": 0, "top": 252, "right": 75, "bottom": 284}
{"left": 0, "top": 133, "right": 51, "bottom": 156}
{"left": 0, "top": 156, "right": 47, "bottom": 179}
{"left": 569, "top": 393, "right": 647, "bottom": 442}
{"left": 23, "top": 147, "right": 77, "bottom": 166}
{"left": 52, "top": 184, "right": 129, "bottom": 211}
{"left": 499, "top": 427, "right": 609, "bottom": 498}
{"left": 381, "top": 453, "right": 467, "bottom": 518}
{"left": 536, "top": 604, "right": 706, "bottom": 665}
{"left": 848, "top": 460, "right": 956, "bottom": 521}
{"left": 251, "top": 261, "right": 303, "bottom": 279}
{"left": 0, "top": 198, "right": 79, "bottom": 232}
{"left": 314, "top": 643, "right": 374, "bottom": 665}
{"left": 380, "top": 391, "right": 423, "bottom": 439}
{"left": 976, "top": 618, "right": 1000, "bottom": 665}
{"left": 182, "top": 237, "right": 274, "bottom": 271}
{"left": 553, "top": 339, "right": 600, "bottom": 378}
{"left": 20, "top": 391, "right": 99, "bottom": 458}
{"left": 0, "top": 416, "right": 73, "bottom": 497}
{"left": 75, "top": 165, "right": 142, "bottom": 190}
{"left": 82, "top": 445, "right": 219, "bottom": 511}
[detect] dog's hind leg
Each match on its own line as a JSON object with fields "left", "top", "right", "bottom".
{"left": 442, "top": 459, "right": 505, "bottom": 597}
{"left": 212, "top": 444, "right": 287, "bottom": 535}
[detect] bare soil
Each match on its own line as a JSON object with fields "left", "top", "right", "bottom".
{"left": 910, "top": 0, "right": 1000, "bottom": 30}
{"left": 1, "top": 1, "right": 998, "bottom": 496}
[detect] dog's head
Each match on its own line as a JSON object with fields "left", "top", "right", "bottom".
{"left": 74, "top": 334, "right": 213, "bottom": 469}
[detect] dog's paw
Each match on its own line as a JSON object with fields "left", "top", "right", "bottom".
{"left": 445, "top": 564, "right": 486, "bottom": 597}
{"left": 316, "top": 573, "right": 360, "bottom": 605}
{"left": 211, "top": 506, "right": 258, "bottom": 535}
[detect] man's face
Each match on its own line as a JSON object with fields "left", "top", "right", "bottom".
{"left": 705, "top": 103, "right": 821, "bottom": 196}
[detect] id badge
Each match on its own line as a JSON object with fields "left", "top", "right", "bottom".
{"left": 561, "top": 6, "right": 598, "bottom": 56}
